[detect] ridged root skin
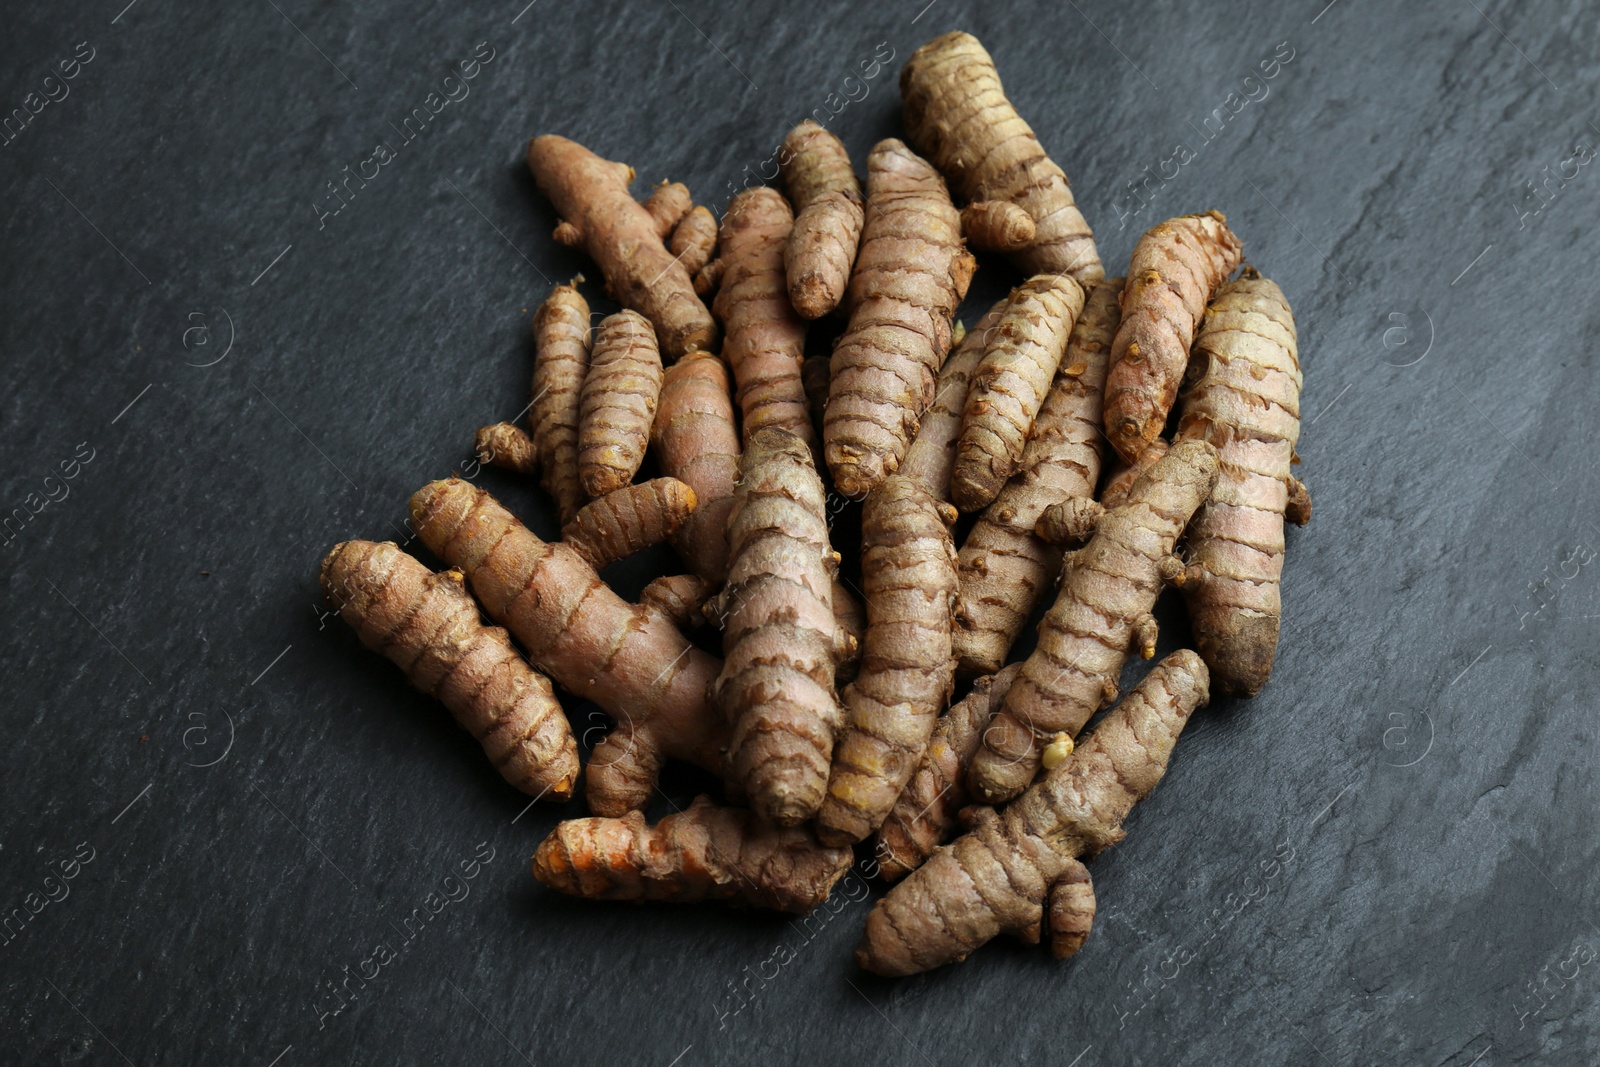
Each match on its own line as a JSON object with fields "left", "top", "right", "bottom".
{"left": 475, "top": 422, "right": 537, "bottom": 475}
{"left": 670, "top": 205, "right": 719, "bottom": 279}
{"left": 711, "top": 429, "right": 847, "bottom": 828}
{"left": 638, "top": 574, "right": 712, "bottom": 631}
{"left": 578, "top": 310, "right": 663, "bottom": 498}
{"left": 899, "top": 297, "right": 1010, "bottom": 502}
{"left": 561, "top": 477, "right": 697, "bottom": 571}
{"left": 961, "top": 200, "right": 1036, "bottom": 252}
{"left": 320, "top": 540, "right": 579, "bottom": 800}
{"left": 857, "top": 650, "right": 1210, "bottom": 975}
{"left": 900, "top": 31, "right": 1102, "bottom": 282}
{"left": 951, "top": 274, "right": 1087, "bottom": 512}
{"left": 952, "top": 278, "right": 1122, "bottom": 677}
{"left": 1176, "top": 267, "right": 1304, "bottom": 697}
{"left": 816, "top": 477, "right": 959, "bottom": 847}
{"left": 532, "top": 796, "right": 853, "bottom": 914}
{"left": 527, "top": 135, "right": 716, "bottom": 360}
{"left": 781, "top": 121, "right": 865, "bottom": 320}
{"left": 1103, "top": 211, "right": 1242, "bottom": 463}
{"left": 524, "top": 282, "right": 593, "bottom": 523}
{"left": 968, "top": 438, "right": 1219, "bottom": 804}
{"left": 652, "top": 350, "right": 741, "bottom": 584}
{"left": 408, "top": 478, "right": 728, "bottom": 816}
{"left": 824, "top": 138, "right": 975, "bottom": 499}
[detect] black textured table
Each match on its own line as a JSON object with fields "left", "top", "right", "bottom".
{"left": 4, "top": 2, "right": 1595, "bottom": 1063}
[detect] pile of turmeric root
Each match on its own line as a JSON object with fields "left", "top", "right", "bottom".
{"left": 320, "top": 31, "right": 1307, "bottom": 977}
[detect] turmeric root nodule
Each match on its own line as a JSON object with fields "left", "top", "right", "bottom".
{"left": 1103, "top": 211, "right": 1243, "bottom": 463}
{"left": 320, "top": 540, "right": 579, "bottom": 800}
{"left": 713, "top": 188, "right": 816, "bottom": 454}
{"left": 816, "top": 476, "right": 958, "bottom": 847}
{"left": 781, "top": 120, "right": 865, "bottom": 320}
{"left": 409, "top": 479, "right": 727, "bottom": 817}
{"left": 968, "top": 438, "right": 1219, "bottom": 803}
{"left": 560, "top": 477, "right": 697, "bottom": 572}
{"left": 474, "top": 422, "right": 537, "bottom": 475}
{"left": 651, "top": 350, "right": 741, "bottom": 584}
{"left": 527, "top": 281, "right": 594, "bottom": 523}
{"left": 952, "top": 277, "right": 1122, "bottom": 677}
{"left": 899, "top": 297, "right": 1010, "bottom": 502}
{"left": 1177, "top": 268, "right": 1306, "bottom": 696}
{"left": 639, "top": 573, "right": 712, "bottom": 631}
{"left": 857, "top": 650, "right": 1210, "bottom": 976}
{"left": 960, "top": 200, "right": 1037, "bottom": 253}
{"left": 526, "top": 135, "right": 715, "bottom": 360}
{"left": 951, "top": 274, "right": 1087, "bottom": 512}
{"left": 532, "top": 797, "right": 852, "bottom": 914}
{"left": 824, "top": 139, "right": 975, "bottom": 499}
{"left": 579, "top": 310, "right": 663, "bottom": 498}
{"left": 712, "top": 428, "right": 846, "bottom": 828}
{"left": 900, "top": 31, "right": 1102, "bottom": 283}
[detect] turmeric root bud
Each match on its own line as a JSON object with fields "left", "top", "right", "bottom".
{"left": 474, "top": 422, "right": 537, "bottom": 475}
{"left": 961, "top": 200, "right": 1036, "bottom": 252}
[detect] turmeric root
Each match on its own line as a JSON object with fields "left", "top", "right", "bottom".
{"left": 780, "top": 120, "right": 864, "bottom": 320}
{"left": 639, "top": 573, "right": 711, "bottom": 630}
{"left": 817, "top": 477, "right": 959, "bottom": 846}
{"left": 409, "top": 479, "right": 727, "bottom": 816}
{"left": 824, "top": 139, "right": 975, "bottom": 499}
{"left": 711, "top": 428, "right": 846, "bottom": 827}
{"left": 960, "top": 200, "right": 1036, "bottom": 252}
{"left": 319, "top": 540, "right": 579, "bottom": 800}
{"left": 712, "top": 188, "right": 815, "bottom": 454}
{"left": 526, "top": 135, "right": 715, "bottom": 360}
{"left": 561, "top": 478, "right": 697, "bottom": 571}
{"left": 1176, "top": 267, "right": 1305, "bottom": 696}
{"left": 951, "top": 277, "right": 1122, "bottom": 677}
{"left": 900, "top": 31, "right": 1101, "bottom": 282}
{"left": 651, "top": 350, "right": 741, "bottom": 583}
{"left": 857, "top": 650, "right": 1210, "bottom": 975}
{"left": 874, "top": 664, "right": 1019, "bottom": 882}
{"left": 670, "top": 205, "right": 718, "bottom": 279}
{"left": 532, "top": 796, "right": 852, "bottom": 914}
{"left": 968, "top": 438, "right": 1218, "bottom": 802}
{"left": 832, "top": 579, "right": 866, "bottom": 686}
{"left": 1099, "top": 438, "right": 1169, "bottom": 510}
{"left": 643, "top": 180, "right": 693, "bottom": 238}
{"left": 1103, "top": 211, "right": 1242, "bottom": 463}
{"left": 951, "top": 274, "right": 1087, "bottom": 512}
{"left": 899, "top": 297, "right": 1009, "bottom": 501}
{"left": 1037, "top": 437, "right": 1172, "bottom": 545}
{"left": 579, "top": 310, "right": 663, "bottom": 498}
{"left": 474, "top": 422, "right": 537, "bottom": 475}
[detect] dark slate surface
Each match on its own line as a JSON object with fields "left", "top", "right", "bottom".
{"left": 3, "top": 0, "right": 1597, "bottom": 1063}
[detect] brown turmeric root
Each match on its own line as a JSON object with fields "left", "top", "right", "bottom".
{"left": 670, "top": 205, "right": 718, "bottom": 279}
{"left": 638, "top": 573, "right": 711, "bottom": 630}
{"left": 712, "top": 188, "right": 816, "bottom": 454}
{"left": 711, "top": 428, "right": 847, "bottom": 827}
{"left": 474, "top": 422, "right": 537, "bottom": 475}
{"left": 780, "top": 120, "right": 864, "bottom": 320}
{"left": 951, "top": 274, "right": 1087, "bottom": 512}
{"left": 817, "top": 477, "right": 959, "bottom": 846}
{"left": 525, "top": 282, "right": 594, "bottom": 522}
{"left": 899, "top": 297, "right": 1009, "bottom": 501}
{"left": 643, "top": 180, "right": 693, "bottom": 237}
{"left": 832, "top": 579, "right": 866, "bottom": 686}
{"left": 320, "top": 540, "right": 579, "bottom": 799}
{"left": 532, "top": 796, "right": 852, "bottom": 914}
{"left": 526, "top": 135, "right": 715, "bottom": 360}
{"left": 1177, "top": 267, "right": 1305, "bottom": 696}
{"left": 1103, "top": 211, "right": 1242, "bottom": 463}
{"left": 409, "top": 479, "right": 727, "bottom": 817}
{"left": 579, "top": 310, "right": 663, "bottom": 498}
{"left": 900, "top": 31, "right": 1101, "bottom": 282}
{"left": 824, "top": 139, "right": 975, "bottom": 499}
{"left": 968, "top": 438, "right": 1218, "bottom": 802}
{"left": 560, "top": 478, "right": 697, "bottom": 571}
{"left": 960, "top": 200, "right": 1036, "bottom": 252}
{"left": 651, "top": 350, "right": 741, "bottom": 583}
{"left": 873, "top": 664, "right": 1019, "bottom": 882}
{"left": 951, "top": 277, "right": 1122, "bottom": 677}
{"left": 857, "top": 650, "right": 1210, "bottom": 975}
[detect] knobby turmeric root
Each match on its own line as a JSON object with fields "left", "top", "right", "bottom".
{"left": 410, "top": 479, "right": 727, "bottom": 816}
{"left": 319, "top": 540, "right": 579, "bottom": 799}
{"left": 524, "top": 282, "right": 594, "bottom": 522}
{"left": 951, "top": 274, "right": 1087, "bottom": 512}
{"left": 711, "top": 428, "right": 848, "bottom": 827}
{"left": 474, "top": 422, "right": 536, "bottom": 475}
{"left": 713, "top": 188, "right": 816, "bottom": 455}
{"left": 857, "top": 650, "right": 1210, "bottom": 975}
{"left": 1103, "top": 211, "right": 1242, "bottom": 463}
{"left": 824, "top": 139, "right": 975, "bottom": 499}
{"left": 781, "top": 120, "right": 865, "bottom": 320}
{"left": 960, "top": 200, "right": 1036, "bottom": 252}
{"left": 532, "top": 796, "right": 852, "bottom": 914}
{"left": 900, "top": 31, "right": 1102, "bottom": 283}
{"left": 651, "top": 350, "right": 741, "bottom": 583}
{"left": 952, "top": 277, "right": 1122, "bottom": 677}
{"left": 899, "top": 297, "right": 1009, "bottom": 502}
{"left": 670, "top": 205, "right": 718, "bottom": 278}
{"left": 638, "top": 573, "right": 712, "bottom": 630}
{"left": 579, "top": 310, "right": 663, "bottom": 498}
{"left": 1177, "top": 267, "right": 1306, "bottom": 696}
{"left": 817, "top": 476, "right": 959, "bottom": 847}
{"left": 874, "top": 664, "right": 1020, "bottom": 882}
{"left": 969, "top": 438, "right": 1219, "bottom": 803}
{"left": 560, "top": 477, "right": 697, "bottom": 571}
{"left": 526, "top": 135, "right": 715, "bottom": 360}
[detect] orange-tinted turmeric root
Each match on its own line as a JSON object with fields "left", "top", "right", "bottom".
{"left": 474, "top": 422, "right": 537, "bottom": 475}
{"left": 652, "top": 350, "right": 741, "bottom": 583}
{"left": 670, "top": 205, "right": 719, "bottom": 279}
{"left": 560, "top": 478, "right": 697, "bottom": 571}
{"left": 781, "top": 120, "right": 865, "bottom": 320}
{"left": 960, "top": 200, "right": 1036, "bottom": 252}
{"left": 578, "top": 310, "right": 663, "bottom": 498}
